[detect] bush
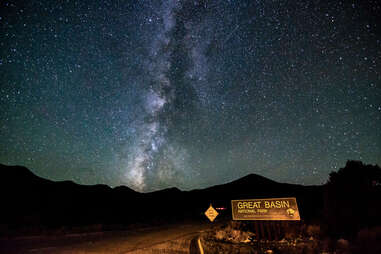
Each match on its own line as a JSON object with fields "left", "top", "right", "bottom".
{"left": 354, "top": 226, "right": 381, "bottom": 254}
{"left": 306, "top": 225, "right": 320, "bottom": 238}
{"left": 212, "top": 222, "right": 252, "bottom": 243}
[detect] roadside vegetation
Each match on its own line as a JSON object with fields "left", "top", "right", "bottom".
{"left": 200, "top": 161, "right": 381, "bottom": 254}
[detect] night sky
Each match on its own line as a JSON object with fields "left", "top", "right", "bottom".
{"left": 1, "top": 0, "right": 380, "bottom": 192}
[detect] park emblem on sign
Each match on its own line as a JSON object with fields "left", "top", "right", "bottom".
{"left": 231, "top": 197, "right": 300, "bottom": 221}
{"left": 205, "top": 204, "right": 219, "bottom": 222}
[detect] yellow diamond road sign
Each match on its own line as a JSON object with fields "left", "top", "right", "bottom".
{"left": 205, "top": 205, "right": 219, "bottom": 222}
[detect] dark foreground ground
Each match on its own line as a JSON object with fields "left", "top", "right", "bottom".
{"left": 1, "top": 161, "right": 380, "bottom": 253}
{"left": 0, "top": 222, "right": 211, "bottom": 254}
{"left": 2, "top": 221, "right": 381, "bottom": 254}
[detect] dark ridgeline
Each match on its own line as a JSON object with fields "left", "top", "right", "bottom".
{"left": 0, "top": 160, "right": 380, "bottom": 239}
{"left": 0, "top": 164, "right": 141, "bottom": 232}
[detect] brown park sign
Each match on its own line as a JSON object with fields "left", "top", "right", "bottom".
{"left": 231, "top": 197, "right": 300, "bottom": 221}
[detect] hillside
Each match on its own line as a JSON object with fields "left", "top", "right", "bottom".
{"left": 0, "top": 164, "right": 324, "bottom": 234}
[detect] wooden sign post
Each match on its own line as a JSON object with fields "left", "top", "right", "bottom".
{"left": 231, "top": 197, "right": 300, "bottom": 240}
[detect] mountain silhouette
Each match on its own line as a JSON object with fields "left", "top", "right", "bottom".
{"left": 0, "top": 163, "right": 323, "bottom": 235}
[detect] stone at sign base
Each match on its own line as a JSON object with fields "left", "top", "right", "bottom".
{"left": 205, "top": 205, "right": 219, "bottom": 222}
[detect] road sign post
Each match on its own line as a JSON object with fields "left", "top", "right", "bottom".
{"left": 205, "top": 204, "right": 219, "bottom": 222}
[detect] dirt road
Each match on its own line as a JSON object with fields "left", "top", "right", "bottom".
{"left": 1, "top": 223, "right": 213, "bottom": 254}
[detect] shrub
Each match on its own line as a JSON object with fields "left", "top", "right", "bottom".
{"left": 306, "top": 225, "right": 320, "bottom": 238}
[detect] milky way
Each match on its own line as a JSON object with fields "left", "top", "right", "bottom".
{"left": 121, "top": 0, "right": 227, "bottom": 191}
{"left": 123, "top": 0, "right": 185, "bottom": 191}
{"left": 0, "top": 0, "right": 380, "bottom": 192}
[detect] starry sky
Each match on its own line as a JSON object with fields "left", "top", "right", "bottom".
{"left": 1, "top": 0, "right": 380, "bottom": 192}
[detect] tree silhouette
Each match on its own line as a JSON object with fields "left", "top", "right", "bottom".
{"left": 324, "top": 160, "right": 381, "bottom": 239}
